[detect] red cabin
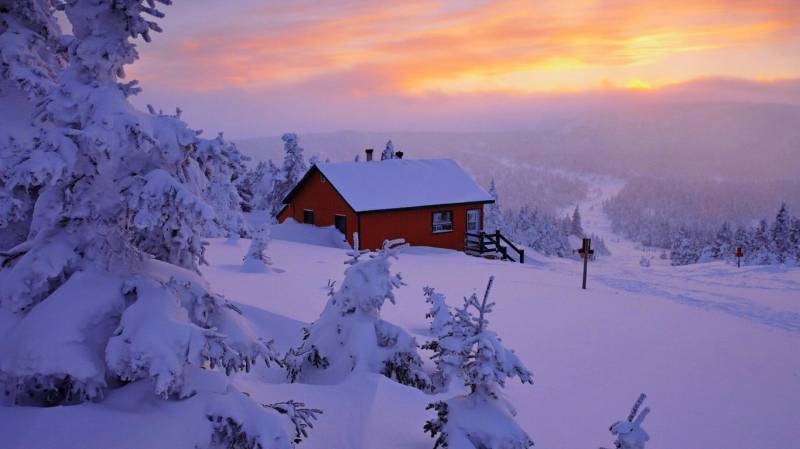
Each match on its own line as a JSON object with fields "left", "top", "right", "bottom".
{"left": 277, "top": 156, "right": 494, "bottom": 251}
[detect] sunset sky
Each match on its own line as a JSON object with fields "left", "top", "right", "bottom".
{"left": 130, "top": 0, "right": 800, "bottom": 137}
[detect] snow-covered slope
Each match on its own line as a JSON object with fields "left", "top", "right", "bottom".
{"left": 3, "top": 228, "right": 797, "bottom": 449}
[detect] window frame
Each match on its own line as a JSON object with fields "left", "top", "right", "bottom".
{"left": 431, "top": 210, "right": 454, "bottom": 234}
{"left": 303, "top": 209, "right": 315, "bottom": 225}
{"left": 466, "top": 208, "right": 482, "bottom": 232}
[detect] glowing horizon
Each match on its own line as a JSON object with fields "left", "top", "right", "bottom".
{"left": 131, "top": 0, "right": 800, "bottom": 96}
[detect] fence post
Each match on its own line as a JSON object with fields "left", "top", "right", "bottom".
{"left": 479, "top": 231, "right": 485, "bottom": 254}
{"left": 520, "top": 248, "right": 524, "bottom": 264}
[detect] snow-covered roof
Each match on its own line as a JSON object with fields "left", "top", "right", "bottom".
{"left": 287, "top": 159, "right": 493, "bottom": 213}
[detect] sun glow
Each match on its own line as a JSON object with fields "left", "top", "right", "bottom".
{"left": 625, "top": 79, "right": 654, "bottom": 90}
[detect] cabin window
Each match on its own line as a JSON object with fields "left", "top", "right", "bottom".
{"left": 303, "top": 209, "right": 315, "bottom": 224}
{"left": 467, "top": 209, "right": 481, "bottom": 232}
{"left": 335, "top": 214, "right": 347, "bottom": 236}
{"left": 432, "top": 210, "right": 453, "bottom": 233}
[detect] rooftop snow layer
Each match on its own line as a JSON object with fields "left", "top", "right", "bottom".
{"left": 313, "top": 159, "right": 493, "bottom": 212}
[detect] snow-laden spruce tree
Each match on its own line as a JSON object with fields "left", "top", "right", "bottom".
{"left": 242, "top": 223, "right": 272, "bottom": 273}
{"left": 790, "top": 216, "right": 800, "bottom": 263}
{"left": 0, "top": 0, "right": 65, "bottom": 249}
{"left": 193, "top": 131, "right": 250, "bottom": 239}
{"left": 285, "top": 239, "right": 432, "bottom": 390}
{"left": 243, "top": 159, "right": 279, "bottom": 212}
{"left": 702, "top": 221, "right": 733, "bottom": 261}
{"left": 0, "top": 0, "right": 63, "bottom": 99}
{"left": 771, "top": 202, "right": 791, "bottom": 263}
{"left": 266, "top": 133, "right": 308, "bottom": 217}
{"left": 381, "top": 139, "right": 396, "bottom": 160}
{"left": 423, "top": 276, "right": 534, "bottom": 449}
{"left": 746, "top": 219, "right": 773, "bottom": 265}
{"left": 606, "top": 394, "right": 651, "bottom": 449}
{"left": 0, "top": 2, "right": 315, "bottom": 447}
{"left": 571, "top": 205, "right": 584, "bottom": 237}
{"left": 670, "top": 226, "right": 701, "bottom": 266}
{"left": 484, "top": 179, "right": 504, "bottom": 233}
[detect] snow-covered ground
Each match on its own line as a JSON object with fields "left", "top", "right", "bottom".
{"left": 2, "top": 193, "right": 799, "bottom": 449}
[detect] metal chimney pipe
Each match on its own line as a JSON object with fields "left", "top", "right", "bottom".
{"left": 365, "top": 148, "right": 373, "bottom": 161}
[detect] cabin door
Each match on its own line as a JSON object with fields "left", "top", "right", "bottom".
{"left": 466, "top": 209, "right": 482, "bottom": 232}
{"left": 335, "top": 214, "right": 347, "bottom": 236}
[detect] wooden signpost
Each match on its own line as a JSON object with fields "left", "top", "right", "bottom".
{"left": 735, "top": 247, "right": 743, "bottom": 268}
{"left": 577, "top": 237, "right": 594, "bottom": 289}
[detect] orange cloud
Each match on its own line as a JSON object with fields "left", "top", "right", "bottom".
{"left": 130, "top": 0, "right": 800, "bottom": 94}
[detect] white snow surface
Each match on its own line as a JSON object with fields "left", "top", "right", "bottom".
{"left": 314, "top": 159, "right": 493, "bottom": 212}
{"left": 1, "top": 178, "right": 799, "bottom": 449}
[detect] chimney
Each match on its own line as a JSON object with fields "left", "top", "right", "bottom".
{"left": 395, "top": 151, "right": 404, "bottom": 159}
{"left": 365, "top": 148, "right": 374, "bottom": 161}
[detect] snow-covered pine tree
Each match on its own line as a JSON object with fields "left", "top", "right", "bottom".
{"left": 509, "top": 206, "right": 531, "bottom": 243}
{"left": 771, "top": 202, "right": 791, "bottom": 263}
{"left": 0, "top": 0, "right": 63, "bottom": 99}
{"left": 591, "top": 233, "right": 611, "bottom": 256}
{"left": 607, "top": 394, "right": 651, "bottom": 449}
{"left": 670, "top": 227, "right": 700, "bottom": 266}
{"left": 790, "top": 216, "right": 800, "bottom": 264}
{"left": 193, "top": 131, "right": 250, "bottom": 238}
{"left": 571, "top": 205, "right": 584, "bottom": 237}
{"left": 0, "top": 0, "right": 65, "bottom": 249}
{"left": 244, "top": 159, "right": 279, "bottom": 212}
{"left": 747, "top": 219, "right": 773, "bottom": 265}
{"left": 284, "top": 239, "right": 432, "bottom": 391}
{"left": 484, "top": 178, "right": 504, "bottom": 233}
{"left": 424, "top": 276, "right": 534, "bottom": 449}
{"left": 381, "top": 139, "right": 395, "bottom": 160}
{"left": 733, "top": 225, "right": 750, "bottom": 257}
{"left": 711, "top": 221, "right": 733, "bottom": 261}
{"left": 242, "top": 223, "right": 272, "bottom": 273}
{"left": 266, "top": 133, "right": 308, "bottom": 217}
{"left": 0, "top": 2, "right": 314, "bottom": 446}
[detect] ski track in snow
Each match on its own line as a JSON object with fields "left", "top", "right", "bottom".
{"left": 566, "top": 173, "right": 800, "bottom": 333}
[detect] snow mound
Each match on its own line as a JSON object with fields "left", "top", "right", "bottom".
{"left": 270, "top": 218, "right": 350, "bottom": 249}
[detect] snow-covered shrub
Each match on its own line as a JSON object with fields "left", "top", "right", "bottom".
{"left": 424, "top": 286, "right": 451, "bottom": 338}
{"left": 423, "top": 276, "right": 534, "bottom": 449}
{"left": 381, "top": 139, "right": 396, "bottom": 160}
{"left": 0, "top": 1, "right": 314, "bottom": 446}
{"left": 285, "top": 239, "right": 432, "bottom": 391}
{"left": 639, "top": 256, "right": 651, "bottom": 268}
{"left": 105, "top": 268, "right": 282, "bottom": 398}
{"left": 606, "top": 394, "right": 651, "bottom": 449}
{"left": 209, "top": 397, "right": 321, "bottom": 449}
{"left": 242, "top": 224, "right": 272, "bottom": 273}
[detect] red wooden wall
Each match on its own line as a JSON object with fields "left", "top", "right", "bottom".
{"left": 358, "top": 204, "right": 483, "bottom": 251}
{"left": 276, "top": 170, "right": 358, "bottom": 247}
